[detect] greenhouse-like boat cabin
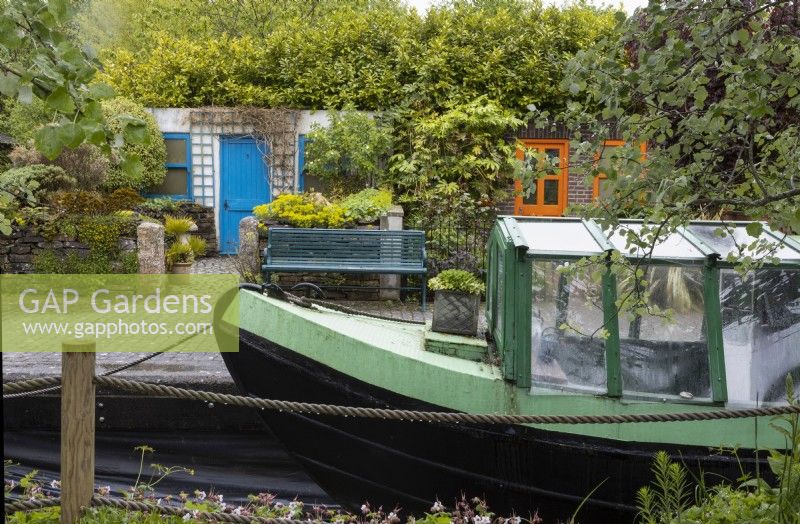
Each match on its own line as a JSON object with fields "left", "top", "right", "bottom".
{"left": 486, "top": 217, "right": 800, "bottom": 405}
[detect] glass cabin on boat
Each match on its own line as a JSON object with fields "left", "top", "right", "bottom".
{"left": 486, "top": 217, "right": 800, "bottom": 406}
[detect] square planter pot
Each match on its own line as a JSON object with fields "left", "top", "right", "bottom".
{"left": 431, "top": 290, "right": 480, "bottom": 336}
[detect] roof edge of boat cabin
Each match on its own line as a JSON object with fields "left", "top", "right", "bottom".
{"left": 496, "top": 215, "right": 800, "bottom": 266}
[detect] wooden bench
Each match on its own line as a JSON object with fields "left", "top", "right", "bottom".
{"left": 262, "top": 228, "right": 428, "bottom": 310}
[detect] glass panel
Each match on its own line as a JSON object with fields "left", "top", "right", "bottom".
{"left": 607, "top": 223, "right": 706, "bottom": 260}
{"left": 522, "top": 185, "right": 537, "bottom": 205}
{"left": 165, "top": 138, "right": 187, "bottom": 164}
{"left": 618, "top": 265, "right": 710, "bottom": 399}
{"left": 147, "top": 168, "right": 188, "bottom": 196}
{"left": 721, "top": 269, "right": 800, "bottom": 404}
{"left": 531, "top": 259, "right": 607, "bottom": 393}
{"left": 516, "top": 221, "right": 604, "bottom": 256}
{"left": 690, "top": 225, "right": 800, "bottom": 261}
{"left": 597, "top": 177, "right": 611, "bottom": 199}
{"left": 543, "top": 179, "right": 559, "bottom": 205}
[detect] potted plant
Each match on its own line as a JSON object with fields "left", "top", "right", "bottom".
{"left": 166, "top": 242, "right": 194, "bottom": 274}
{"left": 429, "top": 269, "right": 485, "bottom": 336}
{"left": 164, "top": 215, "right": 195, "bottom": 245}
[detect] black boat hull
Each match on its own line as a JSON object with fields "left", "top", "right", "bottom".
{"left": 220, "top": 327, "right": 765, "bottom": 523}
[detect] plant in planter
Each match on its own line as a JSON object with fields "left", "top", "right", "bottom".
{"left": 165, "top": 241, "right": 195, "bottom": 273}
{"left": 164, "top": 215, "right": 195, "bottom": 244}
{"left": 429, "top": 269, "right": 485, "bottom": 337}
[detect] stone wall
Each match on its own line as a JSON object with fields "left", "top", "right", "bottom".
{"left": 134, "top": 201, "right": 217, "bottom": 255}
{"left": 0, "top": 225, "right": 136, "bottom": 274}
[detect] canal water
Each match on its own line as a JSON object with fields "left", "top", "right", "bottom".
{"left": 4, "top": 429, "right": 334, "bottom": 506}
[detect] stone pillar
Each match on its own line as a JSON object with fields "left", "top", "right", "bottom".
{"left": 238, "top": 216, "right": 261, "bottom": 282}
{"left": 379, "top": 205, "right": 404, "bottom": 300}
{"left": 137, "top": 222, "right": 165, "bottom": 274}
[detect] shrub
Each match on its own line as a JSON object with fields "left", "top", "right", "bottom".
{"left": 74, "top": 215, "right": 136, "bottom": 255}
{"left": 253, "top": 193, "right": 347, "bottom": 228}
{"left": 10, "top": 143, "right": 109, "bottom": 190}
{"left": 340, "top": 188, "right": 392, "bottom": 224}
{"left": 33, "top": 250, "right": 136, "bottom": 274}
{"left": 49, "top": 190, "right": 107, "bottom": 215}
{"left": 0, "top": 165, "right": 77, "bottom": 204}
{"left": 101, "top": 97, "right": 166, "bottom": 190}
{"left": 187, "top": 235, "right": 207, "bottom": 257}
{"left": 305, "top": 108, "right": 393, "bottom": 193}
{"left": 138, "top": 196, "right": 181, "bottom": 213}
{"left": 106, "top": 188, "right": 145, "bottom": 211}
{"left": 164, "top": 215, "right": 195, "bottom": 236}
{"left": 428, "top": 269, "right": 485, "bottom": 295}
{"left": 166, "top": 241, "right": 194, "bottom": 268}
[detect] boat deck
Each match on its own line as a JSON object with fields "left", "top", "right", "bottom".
{"left": 1, "top": 299, "right": 488, "bottom": 387}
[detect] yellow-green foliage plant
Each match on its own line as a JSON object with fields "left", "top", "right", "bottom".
{"left": 164, "top": 215, "right": 195, "bottom": 237}
{"left": 340, "top": 188, "right": 392, "bottom": 224}
{"left": 186, "top": 235, "right": 207, "bottom": 257}
{"left": 253, "top": 194, "right": 347, "bottom": 229}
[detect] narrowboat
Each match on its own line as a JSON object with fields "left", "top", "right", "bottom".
{"left": 214, "top": 218, "right": 800, "bottom": 522}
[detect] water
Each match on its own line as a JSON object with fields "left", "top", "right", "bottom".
{"left": 4, "top": 429, "right": 334, "bottom": 506}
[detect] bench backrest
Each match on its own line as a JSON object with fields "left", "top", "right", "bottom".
{"left": 266, "top": 228, "right": 426, "bottom": 266}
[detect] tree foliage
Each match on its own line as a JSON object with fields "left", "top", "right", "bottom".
{"left": 541, "top": 0, "right": 800, "bottom": 254}
{"left": 305, "top": 108, "right": 393, "bottom": 193}
{"left": 97, "top": 1, "right": 617, "bottom": 113}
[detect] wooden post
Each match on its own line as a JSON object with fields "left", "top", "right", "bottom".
{"left": 61, "top": 340, "right": 96, "bottom": 524}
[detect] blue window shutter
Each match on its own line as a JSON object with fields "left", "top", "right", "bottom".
{"left": 297, "top": 134, "right": 306, "bottom": 192}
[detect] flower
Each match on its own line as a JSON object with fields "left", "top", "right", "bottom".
{"left": 431, "top": 500, "right": 444, "bottom": 513}
{"left": 195, "top": 490, "right": 206, "bottom": 501}
{"left": 361, "top": 504, "right": 370, "bottom": 514}
{"left": 233, "top": 506, "right": 243, "bottom": 516}
{"left": 96, "top": 485, "right": 110, "bottom": 496}
{"left": 473, "top": 516, "right": 491, "bottom": 524}
{"left": 50, "top": 480, "right": 61, "bottom": 489}
{"left": 182, "top": 512, "right": 191, "bottom": 521}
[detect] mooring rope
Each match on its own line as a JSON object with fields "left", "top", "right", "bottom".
{"left": 4, "top": 497, "right": 61, "bottom": 513}
{"left": 2, "top": 332, "right": 200, "bottom": 399}
{"left": 4, "top": 495, "right": 321, "bottom": 523}
{"left": 3, "top": 374, "right": 798, "bottom": 424}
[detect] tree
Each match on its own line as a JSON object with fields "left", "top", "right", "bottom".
{"left": 537, "top": 0, "right": 800, "bottom": 263}
{"left": 0, "top": 0, "right": 148, "bottom": 233}
{"left": 305, "top": 107, "right": 393, "bottom": 194}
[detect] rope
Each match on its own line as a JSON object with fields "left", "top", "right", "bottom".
{"left": 4, "top": 373, "right": 799, "bottom": 425}
{"left": 3, "top": 332, "right": 199, "bottom": 399}
{"left": 4, "top": 497, "right": 61, "bottom": 514}
{"left": 261, "top": 283, "right": 426, "bottom": 325}
{"left": 94, "top": 375, "right": 800, "bottom": 426}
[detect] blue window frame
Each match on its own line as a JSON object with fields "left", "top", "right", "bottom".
{"left": 145, "top": 133, "right": 192, "bottom": 200}
{"left": 297, "top": 134, "right": 307, "bottom": 192}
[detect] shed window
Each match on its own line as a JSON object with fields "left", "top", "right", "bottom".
{"left": 617, "top": 265, "right": 711, "bottom": 400}
{"left": 531, "top": 260, "right": 607, "bottom": 393}
{"left": 146, "top": 133, "right": 191, "bottom": 199}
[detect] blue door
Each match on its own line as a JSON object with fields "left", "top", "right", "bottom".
{"left": 220, "top": 136, "right": 269, "bottom": 254}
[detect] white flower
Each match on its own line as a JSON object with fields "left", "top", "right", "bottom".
{"left": 50, "top": 480, "right": 61, "bottom": 489}
{"left": 361, "top": 504, "right": 369, "bottom": 514}
{"left": 431, "top": 501, "right": 444, "bottom": 512}
{"left": 195, "top": 490, "right": 206, "bottom": 501}
{"left": 219, "top": 502, "right": 227, "bottom": 511}
{"left": 473, "top": 516, "right": 491, "bottom": 524}
{"left": 96, "top": 486, "right": 111, "bottom": 496}
{"left": 156, "top": 499, "right": 163, "bottom": 506}
{"left": 218, "top": 494, "right": 223, "bottom": 503}
{"left": 233, "top": 506, "right": 243, "bottom": 516}
{"left": 182, "top": 513, "right": 191, "bottom": 521}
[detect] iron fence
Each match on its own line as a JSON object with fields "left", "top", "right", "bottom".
{"left": 408, "top": 211, "right": 497, "bottom": 276}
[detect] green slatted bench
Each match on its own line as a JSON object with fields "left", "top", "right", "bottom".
{"left": 263, "top": 228, "right": 428, "bottom": 310}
